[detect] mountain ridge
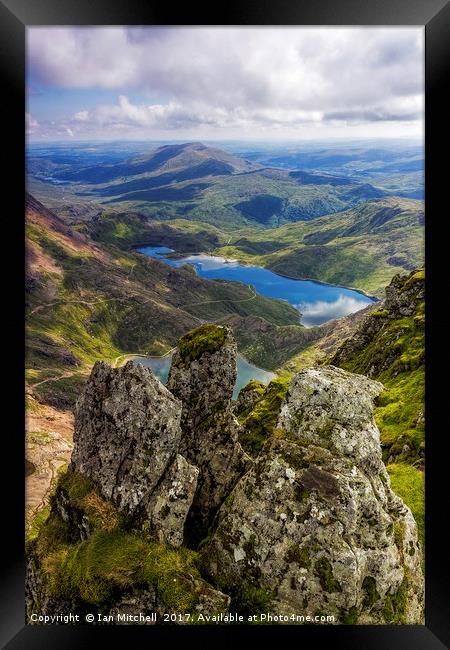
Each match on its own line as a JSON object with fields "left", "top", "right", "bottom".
{"left": 29, "top": 141, "right": 398, "bottom": 228}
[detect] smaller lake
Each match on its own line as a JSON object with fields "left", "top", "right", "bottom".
{"left": 133, "top": 353, "right": 275, "bottom": 399}
{"left": 138, "top": 246, "right": 374, "bottom": 327}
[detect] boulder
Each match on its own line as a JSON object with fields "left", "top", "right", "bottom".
{"left": 202, "top": 366, "right": 424, "bottom": 624}
{"left": 71, "top": 360, "right": 197, "bottom": 546}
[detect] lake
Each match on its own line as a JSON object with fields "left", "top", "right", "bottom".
{"left": 133, "top": 353, "right": 275, "bottom": 400}
{"left": 138, "top": 246, "right": 375, "bottom": 327}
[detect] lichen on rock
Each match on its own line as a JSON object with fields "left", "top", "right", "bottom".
{"left": 167, "top": 325, "right": 252, "bottom": 546}
{"left": 26, "top": 324, "right": 424, "bottom": 626}
{"left": 201, "top": 366, "right": 424, "bottom": 623}
{"left": 71, "top": 360, "right": 197, "bottom": 546}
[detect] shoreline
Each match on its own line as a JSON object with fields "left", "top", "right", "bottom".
{"left": 135, "top": 244, "right": 381, "bottom": 303}
{"left": 264, "top": 268, "right": 381, "bottom": 302}
{"left": 121, "top": 349, "right": 277, "bottom": 378}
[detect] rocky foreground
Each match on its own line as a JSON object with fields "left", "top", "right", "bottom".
{"left": 26, "top": 323, "right": 424, "bottom": 625}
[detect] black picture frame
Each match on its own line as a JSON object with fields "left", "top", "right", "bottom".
{"left": 2, "top": 0, "right": 449, "bottom": 647}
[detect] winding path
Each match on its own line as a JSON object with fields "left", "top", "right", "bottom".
{"left": 28, "top": 282, "right": 256, "bottom": 387}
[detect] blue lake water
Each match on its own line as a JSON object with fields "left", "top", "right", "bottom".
{"left": 133, "top": 353, "right": 275, "bottom": 400}
{"left": 137, "top": 246, "right": 375, "bottom": 327}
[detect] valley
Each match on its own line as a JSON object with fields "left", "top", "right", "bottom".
{"left": 26, "top": 141, "right": 423, "bottom": 298}
{"left": 25, "top": 139, "right": 425, "bottom": 568}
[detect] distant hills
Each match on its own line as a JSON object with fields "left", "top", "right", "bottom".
{"left": 26, "top": 141, "right": 424, "bottom": 297}
{"left": 57, "top": 142, "right": 259, "bottom": 184}
{"left": 214, "top": 196, "right": 424, "bottom": 297}
{"left": 28, "top": 142, "right": 412, "bottom": 229}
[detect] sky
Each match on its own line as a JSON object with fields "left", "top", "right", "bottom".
{"left": 26, "top": 27, "right": 424, "bottom": 142}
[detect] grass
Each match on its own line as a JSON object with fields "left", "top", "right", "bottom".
{"left": 387, "top": 463, "right": 424, "bottom": 550}
{"left": 30, "top": 469, "right": 209, "bottom": 616}
{"left": 375, "top": 370, "right": 424, "bottom": 464}
{"left": 43, "top": 529, "right": 201, "bottom": 612}
{"left": 27, "top": 506, "right": 51, "bottom": 542}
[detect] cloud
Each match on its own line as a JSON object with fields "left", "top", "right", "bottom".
{"left": 25, "top": 112, "right": 39, "bottom": 132}
{"left": 297, "top": 294, "right": 371, "bottom": 327}
{"left": 74, "top": 111, "right": 89, "bottom": 122}
{"left": 26, "top": 27, "right": 424, "bottom": 138}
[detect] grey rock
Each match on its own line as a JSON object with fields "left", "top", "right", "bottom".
{"left": 167, "top": 325, "right": 252, "bottom": 545}
{"left": 277, "top": 366, "right": 384, "bottom": 474}
{"left": 203, "top": 366, "right": 424, "bottom": 624}
{"left": 107, "top": 588, "right": 158, "bottom": 625}
{"left": 146, "top": 454, "right": 199, "bottom": 547}
{"left": 71, "top": 360, "right": 196, "bottom": 545}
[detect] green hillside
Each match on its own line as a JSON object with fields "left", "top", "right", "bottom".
{"left": 25, "top": 194, "right": 300, "bottom": 409}
{"left": 214, "top": 197, "right": 424, "bottom": 296}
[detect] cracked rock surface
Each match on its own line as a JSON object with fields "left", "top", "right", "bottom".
{"left": 71, "top": 360, "right": 197, "bottom": 546}
{"left": 167, "top": 325, "right": 252, "bottom": 545}
{"left": 202, "top": 366, "right": 424, "bottom": 624}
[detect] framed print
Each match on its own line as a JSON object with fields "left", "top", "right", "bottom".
{"left": 1, "top": 0, "right": 449, "bottom": 647}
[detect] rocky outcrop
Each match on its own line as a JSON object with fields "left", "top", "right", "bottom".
{"left": 167, "top": 324, "right": 252, "bottom": 546}
{"left": 202, "top": 366, "right": 423, "bottom": 624}
{"left": 71, "top": 360, "right": 197, "bottom": 547}
{"left": 330, "top": 268, "right": 424, "bottom": 376}
{"left": 26, "top": 322, "right": 424, "bottom": 625}
{"left": 328, "top": 268, "right": 425, "bottom": 466}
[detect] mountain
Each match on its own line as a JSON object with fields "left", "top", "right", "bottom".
{"left": 58, "top": 142, "right": 259, "bottom": 184}
{"left": 26, "top": 192, "right": 301, "bottom": 410}
{"left": 214, "top": 197, "right": 424, "bottom": 296}
{"left": 26, "top": 325, "right": 424, "bottom": 624}
{"left": 27, "top": 142, "right": 394, "bottom": 228}
{"left": 26, "top": 191, "right": 313, "bottom": 530}
{"left": 240, "top": 142, "right": 424, "bottom": 199}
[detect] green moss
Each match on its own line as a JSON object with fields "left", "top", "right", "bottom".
{"left": 239, "top": 379, "right": 266, "bottom": 396}
{"left": 159, "top": 504, "right": 171, "bottom": 519}
{"left": 371, "top": 309, "right": 389, "bottom": 318}
{"left": 314, "top": 557, "right": 342, "bottom": 593}
{"left": 382, "top": 574, "right": 409, "bottom": 624}
{"left": 33, "top": 513, "right": 73, "bottom": 560}
{"left": 405, "top": 267, "right": 425, "bottom": 287}
{"left": 340, "top": 606, "right": 359, "bottom": 624}
{"left": 224, "top": 493, "right": 235, "bottom": 508}
{"left": 235, "top": 380, "right": 266, "bottom": 419}
{"left": 285, "top": 544, "right": 310, "bottom": 568}
{"left": 178, "top": 324, "right": 228, "bottom": 364}
{"left": 56, "top": 470, "right": 120, "bottom": 532}
{"left": 233, "top": 584, "right": 275, "bottom": 617}
{"left": 387, "top": 463, "right": 424, "bottom": 550}
{"left": 362, "top": 576, "right": 380, "bottom": 609}
{"left": 27, "top": 506, "right": 50, "bottom": 543}
{"left": 239, "top": 376, "right": 290, "bottom": 456}
{"left": 393, "top": 521, "right": 405, "bottom": 550}
{"left": 58, "top": 470, "right": 96, "bottom": 505}
{"left": 318, "top": 418, "right": 335, "bottom": 440}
